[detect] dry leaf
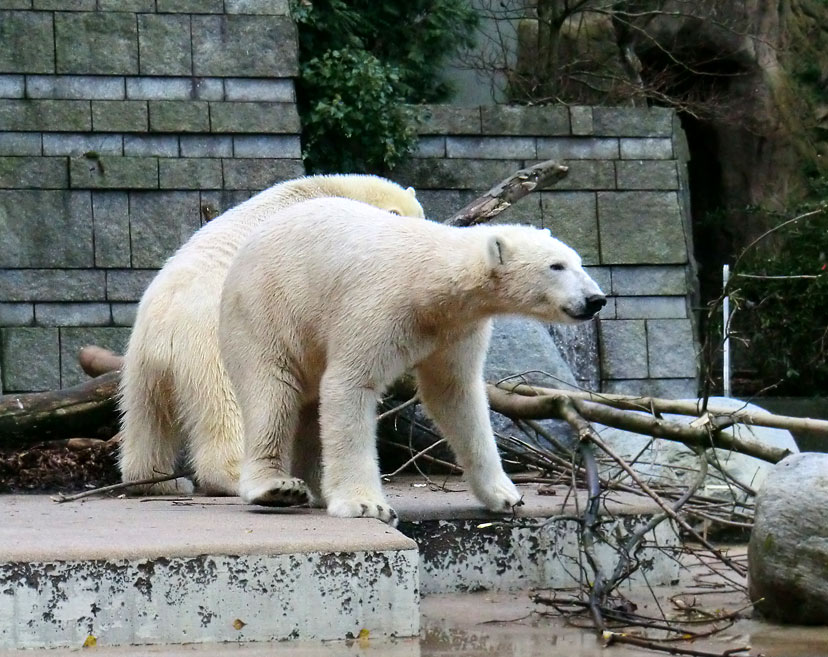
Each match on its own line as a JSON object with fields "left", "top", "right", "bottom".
{"left": 233, "top": 618, "right": 246, "bottom": 630}
{"left": 82, "top": 635, "right": 97, "bottom": 648}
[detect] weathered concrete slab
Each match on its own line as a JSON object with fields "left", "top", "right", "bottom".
{"left": 0, "top": 496, "right": 419, "bottom": 650}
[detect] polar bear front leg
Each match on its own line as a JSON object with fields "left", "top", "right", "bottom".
{"left": 415, "top": 329, "right": 523, "bottom": 513}
{"left": 318, "top": 366, "right": 398, "bottom": 526}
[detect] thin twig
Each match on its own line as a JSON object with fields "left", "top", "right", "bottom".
{"left": 51, "top": 472, "right": 191, "bottom": 503}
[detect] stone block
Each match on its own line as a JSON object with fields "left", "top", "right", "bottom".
{"left": 34, "top": 0, "right": 94, "bottom": 8}
{"left": 210, "top": 101, "right": 300, "bottom": 133}
{"left": 599, "top": 319, "right": 648, "bottom": 379}
{"left": 111, "top": 302, "right": 137, "bottom": 325}
{"left": 129, "top": 191, "right": 200, "bottom": 268}
{"left": 192, "top": 15, "right": 298, "bottom": 77}
{"left": 489, "top": 192, "right": 542, "bottom": 228}
{"left": 225, "top": 0, "right": 289, "bottom": 14}
{"left": 481, "top": 105, "right": 569, "bottom": 135}
{"left": 569, "top": 106, "right": 593, "bottom": 135}
{"left": 411, "top": 137, "right": 446, "bottom": 159}
{"left": 70, "top": 156, "right": 158, "bottom": 189}
{"left": 553, "top": 160, "right": 615, "bottom": 191}
{"left": 126, "top": 77, "right": 222, "bottom": 101}
{"left": 198, "top": 189, "right": 255, "bottom": 222}
{"left": 620, "top": 138, "right": 673, "bottom": 160}
{"left": 99, "top": 0, "right": 154, "bottom": 9}
{"left": 159, "top": 158, "right": 223, "bottom": 189}
{"left": 1, "top": 327, "right": 59, "bottom": 391}
{"left": 647, "top": 318, "right": 697, "bottom": 378}
{"left": 615, "top": 161, "right": 678, "bottom": 190}
{"left": 540, "top": 192, "right": 598, "bottom": 264}
{"left": 55, "top": 12, "right": 138, "bottom": 75}
{"left": 412, "top": 190, "right": 475, "bottom": 222}
{"left": 597, "top": 192, "right": 687, "bottom": 265}
{"left": 536, "top": 137, "right": 619, "bottom": 160}
{"left": 156, "top": 0, "right": 222, "bottom": 11}
{"left": 123, "top": 135, "right": 179, "bottom": 158}
{"left": 27, "top": 75, "right": 125, "bottom": 99}
{"left": 92, "top": 100, "right": 148, "bottom": 132}
{"left": 106, "top": 269, "right": 156, "bottom": 301}
{"left": 224, "top": 78, "right": 294, "bottom": 101}
{"left": 0, "top": 269, "right": 104, "bottom": 301}
{"left": 221, "top": 158, "right": 304, "bottom": 190}
{"left": 392, "top": 158, "right": 521, "bottom": 191}
{"left": 0, "top": 75, "right": 24, "bottom": 97}
{"left": 0, "top": 190, "right": 92, "bottom": 266}
{"left": 0, "top": 303, "right": 33, "bottom": 326}
{"left": 0, "top": 11, "right": 54, "bottom": 73}
{"left": 149, "top": 100, "right": 210, "bottom": 132}
{"left": 233, "top": 135, "right": 301, "bottom": 158}
{"left": 584, "top": 266, "right": 611, "bottom": 293}
{"left": 35, "top": 302, "right": 111, "bottom": 326}
{"left": 592, "top": 107, "right": 673, "bottom": 137}
{"left": 0, "top": 156, "right": 66, "bottom": 188}
{"left": 445, "top": 136, "right": 536, "bottom": 159}
{"left": 60, "top": 327, "right": 131, "bottom": 388}
{"left": 180, "top": 135, "right": 232, "bottom": 158}
{"left": 138, "top": 14, "right": 192, "bottom": 76}
{"left": 603, "top": 378, "right": 697, "bottom": 398}
{"left": 416, "top": 105, "right": 481, "bottom": 135}
{"left": 615, "top": 296, "right": 687, "bottom": 319}
{"left": 611, "top": 266, "right": 688, "bottom": 296}
{"left": 42, "top": 133, "right": 122, "bottom": 156}
{"left": 0, "top": 99, "right": 91, "bottom": 131}
{"left": 0, "top": 132, "right": 40, "bottom": 155}
{"left": 92, "top": 191, "right": 130, "bottom": 268}
{"left": 0, "top": 0, "right": 31, "bottom": 8}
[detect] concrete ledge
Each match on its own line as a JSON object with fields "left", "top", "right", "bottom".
{"left": 0, "top": 497, "right": 419, "bottom": 650}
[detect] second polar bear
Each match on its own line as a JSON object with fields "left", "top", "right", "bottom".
{"left": 219, "top": 197, "right": 606, "bottom": 524}
{"left": 118, "top": 175, "right": 424, "bottom": 496}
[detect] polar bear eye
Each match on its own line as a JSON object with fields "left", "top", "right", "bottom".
{"left": 550, "top": 263, "right": 566, "bottom": 272}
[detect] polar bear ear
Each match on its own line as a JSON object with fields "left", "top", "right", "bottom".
{"left": 406, "top": 186, "right": 417, "bottom": 197}
{"left": 486, "top": 234, "right": 506, "bottom": 267}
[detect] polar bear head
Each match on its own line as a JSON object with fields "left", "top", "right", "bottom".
{"left": 482, "top": 225, "right": 606, "bottom": 324}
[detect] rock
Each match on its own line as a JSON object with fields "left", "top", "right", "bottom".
{"left": 484, "top": 317, "right": 579, "bottom": 451}
{"left": 749, "top": 453, "right": 828, "bottom": 624}
{"left": 593, "top": 397, "right": 799, "bottom": 498}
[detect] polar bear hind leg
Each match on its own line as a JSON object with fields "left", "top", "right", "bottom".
{"left": 118, "top": 343, "right": 194, "bottom": 495}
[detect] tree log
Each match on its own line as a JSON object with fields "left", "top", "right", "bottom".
{"left": 444, "top": 160, "right": 569, "bottom": 226}
{"left": 79, "top": 345, "right": 125, "bottom": 377}
{"left": 497, "top": 383, "right": 828, "bottom": 436}
{"left": 0, "top": 371, "right": 120, "bottom": 448}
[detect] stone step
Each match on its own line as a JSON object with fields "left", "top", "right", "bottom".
{"left": 0, "top": 478, "right": 678, "bottom": 649}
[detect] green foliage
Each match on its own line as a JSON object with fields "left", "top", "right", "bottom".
{"left": 292, "top": 0, "right": 478, "bottom": 174}
{"left": 731, "top": 189, "right": 828, "bottom": 395}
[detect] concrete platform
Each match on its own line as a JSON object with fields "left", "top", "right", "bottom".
{"left": 0, "top": 478, "right": 678, "bottom": 650}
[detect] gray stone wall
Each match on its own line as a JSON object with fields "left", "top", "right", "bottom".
{"left": 395, "top": 105, "right": 698, "bottom": 397}
{"left": 0, "top": 1, "right": 301, "bottom": 391}
{"left": 0, "top": 4, "right": 698, "bottom": 396}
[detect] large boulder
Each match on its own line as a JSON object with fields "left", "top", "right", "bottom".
{"left": 749, "top": 453, "right": 828, "bottom": 624}
{"left": 594, "top": 397, "right": 799, "bottom": 499}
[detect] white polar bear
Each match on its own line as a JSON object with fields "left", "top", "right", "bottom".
{"left": 118, "top": 175, "right": 424, "bottom": 495}
{"left": 219, "top": 197, "right": 606, "bottom": 524}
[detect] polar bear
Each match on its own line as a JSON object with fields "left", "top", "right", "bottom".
{"left": 219, "top": 197, "right": 606, "bottom": 524}
{"left": 118, "top": 175, "right": 424, "bottom": 495}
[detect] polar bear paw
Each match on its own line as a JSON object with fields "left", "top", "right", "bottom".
{"left": 327, "top": 497, "right": 399, "bottom": 527}
{"left": 470, "top": 471, "right": 524, "bottom": 513}
{"left": 240, "top": 476, "right": 309, "bottom": 507}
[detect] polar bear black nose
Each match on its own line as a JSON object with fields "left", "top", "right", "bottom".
{"left": 584, "top": 294, "right": 607, "bottom": 316}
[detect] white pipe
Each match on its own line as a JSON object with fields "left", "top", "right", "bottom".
{"left": 722, "top": 264, "right": 731, "bottom": 398}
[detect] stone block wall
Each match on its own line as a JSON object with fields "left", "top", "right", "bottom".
{"left": 0, "top": 4, "right": 698, "bottom": 396}
{"left": 0, "top": 1, "right": 301, "bottom": 391}
{"left": 395, "top": 105, "right": 698, "bottom": 397}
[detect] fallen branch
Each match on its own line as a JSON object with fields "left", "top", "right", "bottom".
{"left": 0, "top": 371, "right": 120, "bottom": 448}
{"left": 499, "top": 382, "right": 828, "bottom": 436}
{"left": 445, "top": 160, "right": 569, "bottom": 226}
{"left": 52, "top": 471, "right": 191, "bottom": 503}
